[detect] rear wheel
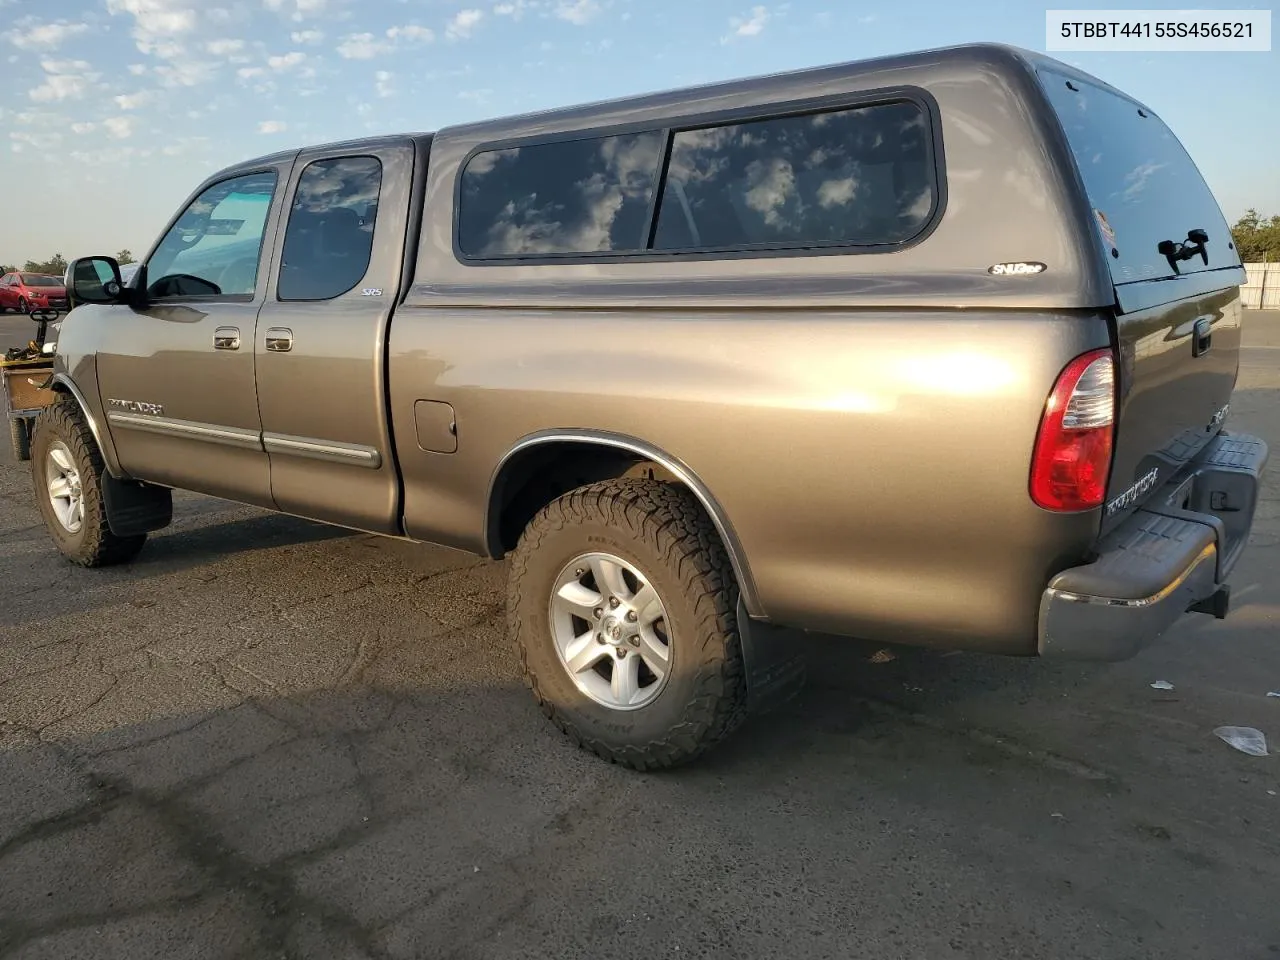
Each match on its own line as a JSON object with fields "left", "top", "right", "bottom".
{"left": 9, "top": 417, "right": 31, "bottom": 461}
{"left": 31, "top": 400, "right": 147, "bottom": 566}
{"left": 508, "top": 478, "right": 747, "bottom": 770}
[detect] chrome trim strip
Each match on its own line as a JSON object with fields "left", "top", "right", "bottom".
{"left": 1047, "top": 543, "right": 1217, "bottom": 609}
{"left": 106, "top": 412, "right": 263, "bottom": 450}
{"left": 262, "top": 432, "right": 382, "bottom": 468}
{"left": 51, "top": 374, "right": 110, "bottom": 463}
{"left": 488, "top": 430, "right": 762, "bottom": 617}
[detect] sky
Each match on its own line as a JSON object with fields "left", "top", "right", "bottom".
{"left": 0, "top": 0, "right": 1276, "bottom": 266}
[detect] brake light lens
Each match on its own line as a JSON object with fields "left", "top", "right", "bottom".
{"left": 1030, "top": 348, "right": 1116, "bottom": 512}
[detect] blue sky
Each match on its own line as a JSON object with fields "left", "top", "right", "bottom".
{"left": 0, "top": 0, "right": 1276, "bottom": 265}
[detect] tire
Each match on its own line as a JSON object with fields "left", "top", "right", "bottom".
{"left": 17, "top": 297, "right": 28, "bottom": 314}
{"left": 9, "top": 417, "right": 31, "bottom": 461}
{"left": 508, "top": 478, "right": 748, "bottom": 770}
{"left": 30, "top": 399, "right": 147, "bottom": 567}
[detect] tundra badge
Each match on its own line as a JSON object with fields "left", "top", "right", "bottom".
{"left": 107, "top": 398, "right": 164, "bottom": 416}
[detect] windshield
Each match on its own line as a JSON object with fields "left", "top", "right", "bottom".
{"left": 22, "top": 274, "right": 62, "bottom": 286}
{"left": 1038, "top": 69, "right": 1239, "bottom": 285}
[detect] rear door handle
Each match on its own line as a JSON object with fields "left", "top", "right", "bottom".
{"left": 213, "top": 326, "right": 240, "bottom": 350}
{"left": 1192, "top": 316, "right": 1213, "bottom": 357}
{"left": 265, "top": 327, "right": 293, "bottom": 353}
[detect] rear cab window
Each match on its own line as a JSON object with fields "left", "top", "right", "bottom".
{"left": 1037, "top": 70, "right": 1240, "bottom": 288}
{"left": 455, "top": 96, "right": 940, "bottom": 261}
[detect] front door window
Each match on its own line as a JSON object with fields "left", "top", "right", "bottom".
{"left": 146, "top": 171, "right": 278, "bottom": 299}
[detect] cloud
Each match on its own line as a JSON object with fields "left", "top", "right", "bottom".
{"left": 267, "top": 50, "right": 306, "bottom": 70}
{"left": 5, "top": 19, "right": 90, "bottom": 50}
{"left": 291, "top": 29, "right": 324, "bottom": 44}
{"left": 722, "top": 5, "right": 769, "bottom": 42}
{"left": 554, "top": 0, "right": 599, "bottom": 25}
{"left": 10, "top": 130, "right": 64, "bottom": 153}
{"left": 105, "top": 0, "right": 200, "bottom": 49}
{"left": 103, "top": 116, "right": 138, "bottom": 139}
{"left": 265, "top": 0, "right": 328, "bottom": 21}
{"left": 69, "top": 145, "right": 151, "bottom": 166}
{"left": 205, "top": 38, "right": 244, "bottom": 55}
{"left": 28, "top": 59, "right": 98, "bottom": 102}
{"left": 446, "top": 9, "right": 483, "bottom": 40}
{"left": 386, "top": 24, "right": 433, "bottom": 42}
{"left": 127, "top": 63, "right": 148, "bottom": 75}
{"left": 375, "top": 70, "right": 394, "bottom": 97}
{"left": 337, "top": 32, "right": 392, "bottom": 58}
{"left": 41, "top": 58, "right": 92, "bottom": 73}
{"left": 237, "top": 66, "right": 266, "bottom": 79}
{"left": 258, "top": 120, "right": 287, "bottom": 134}
{"left": 154, "top": 58, "right": 217, "bottom": 86}
{"left": 71, "top": 121, "right": 97, "bottom": 134}
{"left": 114, "top": 90, "right": 155, "bottom": 109}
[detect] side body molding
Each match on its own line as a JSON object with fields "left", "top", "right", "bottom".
{"left": 487, "top": 430, "right": 764, "bottom": 618}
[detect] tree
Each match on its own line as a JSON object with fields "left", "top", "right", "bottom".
{"left": 1230, "top": 210, "right": 1280, "bottom": 262}
{"left": 116, "top": 249, "right": 135, "bottom": 265}
{"left": 20, "top": 254, "right": 68, "bottom": 276}
{"left": 0, "top": 264, "right": 16, "bottom": 275}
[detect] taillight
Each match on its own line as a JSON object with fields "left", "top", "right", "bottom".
{"left": 1030, "top": 348, "right": 1116, "bottom": 512}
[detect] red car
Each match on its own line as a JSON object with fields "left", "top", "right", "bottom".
{"left": 0, "top": 272, "right": 68, "bottom": 313}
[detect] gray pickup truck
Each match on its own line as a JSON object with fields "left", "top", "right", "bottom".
{"left": 35, "top": 43, "right": 1267, "bottom": 768}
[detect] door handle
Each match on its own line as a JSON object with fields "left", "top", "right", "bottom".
{"left": 213, "top": 326, "right": 241, "bottom": 350}
{"left": 1192, "top": 316, "right": 1213, "bottom": 357}
{"left": 265, "top": 327, "right": 293, "bottom": 353}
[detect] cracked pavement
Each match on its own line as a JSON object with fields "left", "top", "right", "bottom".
{"left": 1, "top": 313, "right": 1278, "bottom": 960}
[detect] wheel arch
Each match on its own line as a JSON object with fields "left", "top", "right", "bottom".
{"left": 49, "top": 372, "right": 124, "bottom": 479}
{"left": 485, "top": 430, "right": 764, "bottom": 618}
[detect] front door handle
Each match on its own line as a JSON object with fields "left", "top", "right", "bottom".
{"left": 265, "top": 327, "right": 293, "bottom": 353}
{"left": 213, "top": 326, "right": 240, "bottom": 350}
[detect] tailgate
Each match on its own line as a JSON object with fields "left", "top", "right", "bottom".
{"left": 1036, "top": 67, "right": 1245, "bottom": 532}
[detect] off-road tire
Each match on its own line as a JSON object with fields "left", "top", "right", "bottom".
{"left": 9, "top": 417, "right": 31, "bottom": 461}
{"left": 31, "top": 399, "right": 147, "bottom": 566}
{"left": 508, "top": 477, "right": 748, "bottom": 770}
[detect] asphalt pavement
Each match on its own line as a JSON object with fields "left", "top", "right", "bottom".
{"left": 1, "top": 310, "right": 1278, "bottom": 960}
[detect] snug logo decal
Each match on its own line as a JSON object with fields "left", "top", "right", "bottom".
{"left": 1105, "top": 467, "right": 1159, "bottom": 517}
{"left": 361, "top": 288, "right": 383, "bottom": 297}
{"left": 988, "top": 261, "right": 1047, "bottom": 276}
{"left": 108, "top": 398, "right": 164, "bottom": 416}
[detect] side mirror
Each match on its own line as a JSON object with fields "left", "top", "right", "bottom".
{"left": 65, "top": 256, "right": 125, "bottom": 308}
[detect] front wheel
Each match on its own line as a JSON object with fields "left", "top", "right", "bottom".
{"left": 508, "top": 478, "right": 748, "bottom": 770}
{"left": 31, "top": 400, "right": 147, "bottom": 566}
{"left": 17, "top": 297, "right": 28, "bottom": 314}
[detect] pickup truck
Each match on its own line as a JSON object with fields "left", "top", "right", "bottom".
{"left": 36, "top": 43, "right": 1267, "bottom": 769}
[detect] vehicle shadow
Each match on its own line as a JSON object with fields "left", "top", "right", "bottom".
{"left": 2, "top": 644, "right": 1276, "bottom": 960}
{"left": 0, "top": 509, "right": 354, "bottom": 629}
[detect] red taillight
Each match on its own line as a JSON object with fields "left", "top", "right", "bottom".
{"left": 1030, "top": 348, "right": 1116, "bottom": 512}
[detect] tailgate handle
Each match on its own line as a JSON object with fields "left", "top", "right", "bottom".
{"left": 1192, "top": 316, "right": 1213, "bottom": 357}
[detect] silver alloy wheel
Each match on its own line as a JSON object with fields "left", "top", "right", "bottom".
{"left": 548, "top": 552, "right": 672, "bottom": 710}
{"left": 45, "top": 440, "right": 85, "bottom": 534}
